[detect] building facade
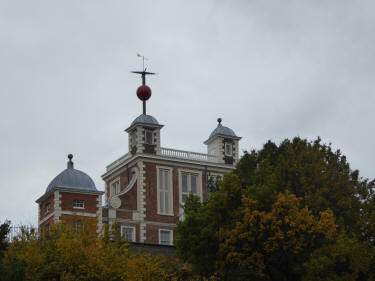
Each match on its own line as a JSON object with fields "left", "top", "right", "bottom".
{"left": 36, "top": 70, "right": 241, "bottom": 246}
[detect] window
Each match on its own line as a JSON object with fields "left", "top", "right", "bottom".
{"left": 224, "top": 143, "right": 233, "bottom": 156}
{"left": 45, "top": 203, "right": 50, "bottom": 214}
{"left": 157, "top": 167, "right": 173, "bottom": 215}
{"left": 110, "top": 179, "right": 120, "bottom": 196}
{"left": 159, "top": 229, "right": 172, "bottom": 245}
{"left": 180, "top": 172, "right": 200, "bottom": 204}
{"left": 130, "top": 132, "right": 137, "bottom": 146}
{"left": 75, "top": 220, "right": 83, "bottom": 232}
{"left": 145, "top": 129, "right": 153, "bottom": 144}
{"left": 73, "top": 199, "right": 85, "bottom": 209}
{"left": 121, "top": 226, "right": 136, "bottom": 242}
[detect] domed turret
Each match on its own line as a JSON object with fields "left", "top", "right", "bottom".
{"left": 36, "top": 155, "right": 104, "bottom": 233}
{"left": 204, "top": 118, "right": 241, "bottom": 165}
{"left": 46, "top": 154, "right": 97, "bottom": 193}
{"left": 207, "top": 118, "right": 238, "bottom": 140}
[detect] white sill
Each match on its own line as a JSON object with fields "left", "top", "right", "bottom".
{"left": 157, "top": 212, "right": 174, "bottom": 217}
{"left": 73, "top": 207, "right": 85, "bottom": 209}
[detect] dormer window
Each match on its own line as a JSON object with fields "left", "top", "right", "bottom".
{"left": 225, "top": 143, "right": 233, "bottom": 157}
{"left": 145, "top": 129, "right": 153, "bottom": 144}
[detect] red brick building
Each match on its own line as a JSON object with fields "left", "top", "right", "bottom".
{"left": 36, "top": 70, "right": 241, "bottom": 246}
{"left": 36, "top": 154, "right": 104, "bottom": 233}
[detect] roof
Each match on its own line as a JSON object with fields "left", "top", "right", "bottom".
{"left": 208, "top": 124, "right": 237, "bottom": 139}
{"left": 131, "top": 114, "right": 160, "bottom": 126}
{"left": 45, "top": 156, "right": 98, "bottom": 193}
{"left": 205, "top": 119, "right": 241, "bottom": 144}
{"left": 125, "top": 114, "right": 163, "bottom": 132}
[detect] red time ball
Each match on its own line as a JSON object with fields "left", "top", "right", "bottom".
{"left": 136, "top": 85, "right": 152, "bottom": 101}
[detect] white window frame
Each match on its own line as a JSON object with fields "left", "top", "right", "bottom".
{"left": 130, "top": 131, "right": 137, "bottom": 146}
{"left": 156, "top": 166, "right": 174, "bottom": 216}
{"left": 224, "top": 142, "right": 233, "bottom": 156}
{"left": 110, "top": 177, "right": 120, "bottom": 197}
{"left": 45, "top": 203, "right": 50, "bottom": 214}
{"left": 73, "top": 199, "right": 85, "bottom": 209}
{"left": 74, "top": 220, "right": 83, "bottom": 233}
{"left": 178, "top": 169, "right": 203, "bottom": 204}
{"left": 121, "top": 225, "right": 136, "bottom": 242}
{"left": 159, "top": 229, "right": 173, "bottom": 245}
{"left": 145, "top": 129, "right": 153, "bottom": 144}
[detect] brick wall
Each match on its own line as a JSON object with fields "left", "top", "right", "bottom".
{"left": 60, "top": 192, "right": 98, "bottom": 213}
{"left": 105, "top": 166, "right": 138, "bottom": 210}
{"left": 39, "top": 216, "right": 54, "bottom": 233}
{"left": 145, "top": 224, "right": 159, "bottom": 244}
{"left": 39, "top": 194, "right": 54, "bottom": 221}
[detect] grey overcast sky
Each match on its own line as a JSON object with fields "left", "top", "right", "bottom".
{"left": 1, "top": 0, "right": 374, "bottom": 226}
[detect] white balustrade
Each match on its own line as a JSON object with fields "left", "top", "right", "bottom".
{"left": 161, "top": 147, "right": 217, "bottom": 162}
{"left": 107, "top": 148, "right": 218, "bottom": 172}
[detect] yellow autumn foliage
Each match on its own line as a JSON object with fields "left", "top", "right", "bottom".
{"left": 2, "top": 219, "right": 177, "bottom": 281}
{"left": 218, "top": 191, "right": 337, "bottom": 278}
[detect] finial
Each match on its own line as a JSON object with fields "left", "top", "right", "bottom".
{"left": 217, "top": 118, "right": 222, "bottom": 125}
{"left": 67, "top": 154, "right": 74, "bottom": 169}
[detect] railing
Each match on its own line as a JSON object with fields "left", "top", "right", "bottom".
{"left": 106, "top": 153, "right": 131, "bottom": 171}
{"left": 161, "top": 147, "right": 217, "bottom": 163}
{"left": 106, "top": 148, "right": 218, "bottom": 172}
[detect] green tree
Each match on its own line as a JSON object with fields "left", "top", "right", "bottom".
{"left": 0, "top": 220, "right": 11, "bottom": 280}
{"left": 0, "top": 220, "right": 11, "bottom": 258}
{"left": 176, "top": 137, "right": 375, "bottom": 280}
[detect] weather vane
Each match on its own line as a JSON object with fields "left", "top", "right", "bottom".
{"left": 132, "top": 53, "right": 156, "bottom": 85}
{"left": 136, "top": 53, "right": 148, "bottom": 71}
{"left": 132, "top": 53, "right": 156, "bottom": 115}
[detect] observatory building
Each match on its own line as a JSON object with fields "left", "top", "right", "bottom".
{"left": 36, "top": 69, "right": 241, "bottom": 246}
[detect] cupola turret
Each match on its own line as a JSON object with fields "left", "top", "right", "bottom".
{"left": 204, "top": 118, "right": 241, "bottom": 165}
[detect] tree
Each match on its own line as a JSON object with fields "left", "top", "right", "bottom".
{"left": 0, "top": 220, "right": 11, "bottom": 258}
{"left": 0, "top": 220, "right": 11, "bottom": 280}
{"left": 175, "top": 174, "right": 243, "bottom": 277}
{"left": 1, "top": 219, "right": 177, "bottom": 281}
{"left": 176, "top": 137, "right": 375, "bottom": 280}
{"left": 218, "top": 192, "right": 337, "bottom": 280}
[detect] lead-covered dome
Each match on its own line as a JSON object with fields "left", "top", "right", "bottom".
{"left": 130, "top": 114, "right": 159, "bottom": 126}
{"left": 209, "top": 124, "right": 237, "bottom": 139}
{"left": 125, "top": 114, "right": 163, "bottom": 132}
{"left": 45, "top": 154, "right": 97, "bottom": 193}
{"left": 208, "top": 118, "right": 238, "bottom": 139}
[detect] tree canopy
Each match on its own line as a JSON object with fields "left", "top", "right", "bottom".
{"left": 0, "top": 219, "right": 177, "bottom": 281}
{"left": 176, "top": 137, "right": 375, "bottom": 280}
